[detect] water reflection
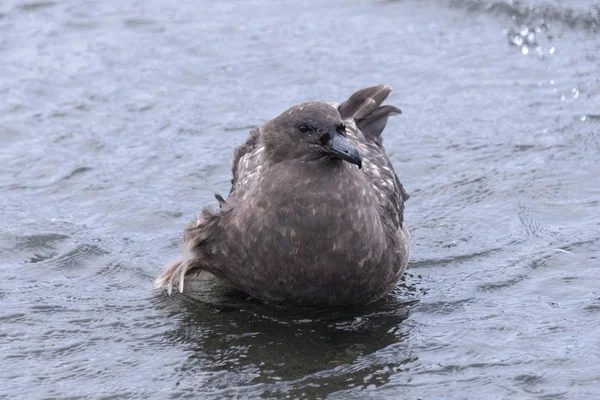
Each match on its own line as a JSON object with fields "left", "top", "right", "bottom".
{"left": 156, "top": 279, "right": 419, "bottom": 396}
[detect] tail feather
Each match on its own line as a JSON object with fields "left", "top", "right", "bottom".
{"left": 153, "top": 207, "right": 223, "bottom": 295}
{"left": 152, "top": 256, "right": 189, "bottom": 294}
{"left": 338, "top": 84, "right": 402, "bottom": 144}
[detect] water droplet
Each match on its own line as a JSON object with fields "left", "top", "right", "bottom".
{"left": 550, "top": 80, "right": 555, "bottom": 85}
{"left": 511, "top": 35, "right": 524, "bottom": 46}
{"left": 535, "top": 46, "right": 544, "bottom": 58}
{"left": 527, "top": 32, "right": 536, "bottom": 43}
{"left": 549, "top": 47, "right": 555, "bottom": 54}
{"left": 520, "top": 27, "right": 529, "bottom": 36}
{"left": 521, "top": 45, "right": 529, "bottom": 55}
{"left": 572, "top": 88, "right": 579, "bottom": 99}
{"left": 581, "top": 115, "right": 587, "bottom": 122}
{"left": 560, "top": 94, "right": 566, "bottom": 101}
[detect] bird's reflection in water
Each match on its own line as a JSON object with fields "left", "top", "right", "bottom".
{"left": 156, "top": 273, "right": 419, "bottom": 397}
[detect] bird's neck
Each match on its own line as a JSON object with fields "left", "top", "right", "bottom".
{"left": 260, "top": 158, "right": 377, "bottom": 212}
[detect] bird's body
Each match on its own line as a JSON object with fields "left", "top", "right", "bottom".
{"left": 154, "top": 85, "right": 410, "bottom": 307}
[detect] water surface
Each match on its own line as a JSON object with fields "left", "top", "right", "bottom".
{"left": 1, "top": 0, "right": 599, "bottom": 398}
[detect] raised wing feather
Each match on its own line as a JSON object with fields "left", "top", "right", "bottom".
{"left": 338, "top": 84, "right": 401, "bottom": 147}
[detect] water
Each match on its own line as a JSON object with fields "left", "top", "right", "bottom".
{"left": 1, "top": 0, "right": 599, "bottom": 398}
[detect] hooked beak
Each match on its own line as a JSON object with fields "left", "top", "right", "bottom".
{"left": 329, "top": 134, "right": 362, "bottom": 169}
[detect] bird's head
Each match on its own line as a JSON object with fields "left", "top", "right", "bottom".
{"left": 261, "top": 102, "right": 362, "bottom": 169}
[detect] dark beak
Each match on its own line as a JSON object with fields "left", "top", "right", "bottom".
{"left": 330, "top": 134, "right": 362, "bottom": 169}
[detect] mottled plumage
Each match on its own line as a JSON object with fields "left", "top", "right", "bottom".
{"left": 153, "top": 85, "right": 410, "bottom": 307}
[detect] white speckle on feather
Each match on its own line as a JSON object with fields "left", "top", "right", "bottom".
{"left": 357, "top": 257, "right": 367, "bottom": 268}
{"left": 356, "top": 209, "right": 364, "bottom": 220}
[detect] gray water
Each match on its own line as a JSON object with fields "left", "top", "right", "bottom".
{"left": 1, "top": 0, "right": 599, "bottom": 398}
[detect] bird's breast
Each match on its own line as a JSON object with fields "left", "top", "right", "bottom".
{"left": 235, "top": 163, "right": 389, "bottom": 260}
{"left": 220, "top": 162, "right": 406, "bottom": 306}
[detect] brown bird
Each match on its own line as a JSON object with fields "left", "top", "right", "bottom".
{"left": 153, "top": 85, "right": 410, "bottom": 307}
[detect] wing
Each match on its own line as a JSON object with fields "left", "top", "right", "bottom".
{"left": 338, "top": 85, "right": 409, "bottom": 227}
{"left": 218, "top": 127, "right": 265, "bottom": 203}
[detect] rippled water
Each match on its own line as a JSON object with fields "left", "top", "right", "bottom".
{"left": 1, "top": 0, "right": 599, "bottom": 398}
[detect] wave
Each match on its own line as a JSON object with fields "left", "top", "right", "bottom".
{"left": 449, "top": 0, "right": 600, "bottom": 32}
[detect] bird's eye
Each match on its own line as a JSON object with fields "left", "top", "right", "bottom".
{"left": 298, "top": 123, "right": 309, "bottom": 133}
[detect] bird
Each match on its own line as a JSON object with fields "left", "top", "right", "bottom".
{"left": 153, "top": 85, "right": 410, "bottom": 307}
